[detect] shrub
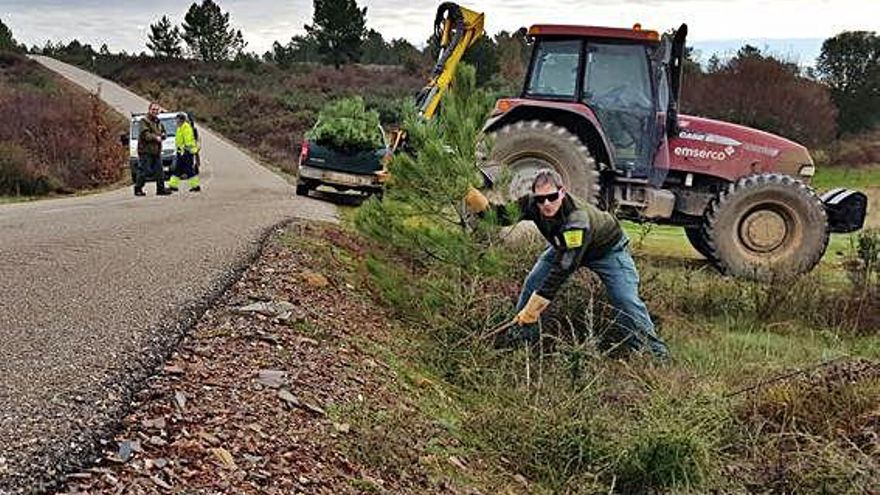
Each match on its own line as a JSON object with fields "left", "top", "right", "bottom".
{"left": 735, "top": 359, "right": 880, "bottom": 493}
{"left": 844, "top": 229, "right": 880, "bottom": 293}
{"left": 307, "top": 96, "right": 384, "bottom": 151}
{"left": 0, "top": 142, "right": 56, "bottom": 195}
{"left": 827, "top": 129, "right": 880, "bottom": 167}
{"left": 0, "top": 54, "right": 124, "bottom": 196}
{"left": 464, "top": 368, "right": 612, "bottom": 490}
{"left": 683, "top": 51, "right": 838, "bottom": 147}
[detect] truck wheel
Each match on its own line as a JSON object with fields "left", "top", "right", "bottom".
{"left": 684, "top": 226, "right": 712, "bottom": 260}
{"left": 295, "top": 183, "right": 310, "bottom": 196}
{"left": 704, "top": 173, "right": 828, "bottom": 281}
{"left": 486, "top": 120, "right": 600, "bottom": 204}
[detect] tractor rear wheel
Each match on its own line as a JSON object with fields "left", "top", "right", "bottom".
{"left": 486, "top": 120, "right": 600, "bottom": 204}
{"left": 684, "top": 226, "right": 712, "bottom": 260}
{"left": 704, "top": 173, "right": 828, "bottom": 281}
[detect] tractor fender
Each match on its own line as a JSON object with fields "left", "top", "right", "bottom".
{"left": 484, "top": 100, "right": 615, "bottom": 170}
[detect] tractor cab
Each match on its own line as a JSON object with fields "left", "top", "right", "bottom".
{"left": 522, "top": 24, "right": 683, "bottom": 182}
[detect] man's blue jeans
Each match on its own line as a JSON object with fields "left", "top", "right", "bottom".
{"left": 515, "top": 236, "right": 669, "bottom": 358}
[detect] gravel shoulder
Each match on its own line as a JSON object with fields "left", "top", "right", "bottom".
{"left": 57, "top": 222, "right": 463, "bottom": 494}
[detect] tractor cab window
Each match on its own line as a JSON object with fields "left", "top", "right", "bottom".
{"left": 526, "top": 40, "right": 581, "bottom": 98}
{"left": 583, "top": 43, "right": 655, "bottom": 174}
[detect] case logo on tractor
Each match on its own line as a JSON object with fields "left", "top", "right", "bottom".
{"left": 679, "top": 130, "right": 741, "bottom": 147}
{"left": 673, "top": 146, "right": 734, "bottom": 161}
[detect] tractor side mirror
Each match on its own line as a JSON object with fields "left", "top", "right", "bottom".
{"left": 119, "top": 133, "right": 129, "bottom": 146}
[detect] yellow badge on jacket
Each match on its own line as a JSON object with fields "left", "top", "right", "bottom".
{"left": 563, "top": 229, "right": 583, "bottom": 248}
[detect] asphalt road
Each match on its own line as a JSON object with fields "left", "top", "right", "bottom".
{"left": 0, "top": 57, "right": 337, "bottom": 493}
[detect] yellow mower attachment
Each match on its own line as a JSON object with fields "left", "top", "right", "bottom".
{"left": 415, "top": 2, "right": 485, "bottom": 119}
{"left": 387, "top": 3, "right": 483, "bottom": 153}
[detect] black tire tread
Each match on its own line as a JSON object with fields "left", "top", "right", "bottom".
{"left": 704, "top": 173, "right": 828, "bottom": 279}
{"left": 684, "top": 226, "right": 713, "bottom": 260}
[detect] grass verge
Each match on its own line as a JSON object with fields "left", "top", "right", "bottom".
{"left": 331, "top": 65, "right": 880, "bottom": 494}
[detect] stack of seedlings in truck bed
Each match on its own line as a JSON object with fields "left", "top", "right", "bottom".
{"left": 308, "top": 96, "right": 384, "bottom": 152}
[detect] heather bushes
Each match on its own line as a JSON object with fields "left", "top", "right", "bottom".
{"left": 0, "top": 53, "right": 125, "bottom": 196}
{"left": 827, "top": 129, "right": 880, "bottom": 167}
{"left": 0, "top": 142, "right": 56, "bottom": 195}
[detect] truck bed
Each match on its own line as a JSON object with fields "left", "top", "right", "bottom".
{"left": 302, "top": 142, "right": 386, "bottom": 175}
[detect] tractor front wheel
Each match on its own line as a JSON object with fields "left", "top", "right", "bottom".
{"left": 704, "top": 173, "right": 828, "bottom": 281}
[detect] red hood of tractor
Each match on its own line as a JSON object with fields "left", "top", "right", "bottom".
{"left": 669, "top": 114, "right": 814, "bottom": 182}
{"left": 487, "top": 98, "right": 815, "bottom": 183}
{"left": 485, "top": 98, "right": 813, "bottom": 182}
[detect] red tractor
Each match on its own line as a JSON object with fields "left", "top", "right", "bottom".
{"left": 483, "top": 23, "right": 868, "bottom": 280}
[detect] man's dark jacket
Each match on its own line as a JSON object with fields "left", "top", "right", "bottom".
{"left": 138, "top": 115, "right": 163, "bottom": 156}
{"left": 499, "top": 195, "right": 623, "bottom": 300}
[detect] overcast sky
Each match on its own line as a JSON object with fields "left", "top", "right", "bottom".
{"left": 2, "top": 0, "right": 876, "bottom": 64}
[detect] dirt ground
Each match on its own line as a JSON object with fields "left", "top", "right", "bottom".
{"left": 57, "top": 221, "right": 461, "bottom": 495}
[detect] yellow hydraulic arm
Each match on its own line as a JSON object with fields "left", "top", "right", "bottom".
{"left": 387, "top": 3, "right": 483, "bottom": 154}
{"left": 415, "top": 3, "right": 485, "bottom": 120}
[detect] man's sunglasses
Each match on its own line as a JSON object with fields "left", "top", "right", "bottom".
{"left": 533, "top": 191, "right": 561, "bottom": 204}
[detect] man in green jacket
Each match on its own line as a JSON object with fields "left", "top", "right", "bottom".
{"left": 466, "top": 169, "right": 669, "bottom": 358}
{"left": 135, "top": 103, "right": 171, "bottom": 196}
{"left": 169, "top": 113, "right": 201, "bottom": 192}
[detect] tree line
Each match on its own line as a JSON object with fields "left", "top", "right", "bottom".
{"left": 1, "top": 0, "right": 878, "bottom": 144}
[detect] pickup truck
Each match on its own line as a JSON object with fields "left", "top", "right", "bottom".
{"left": 295, "top": 123, "right": 390, "bottom": 197}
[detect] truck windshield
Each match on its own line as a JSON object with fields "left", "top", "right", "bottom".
{"left": 161, "top": 118, "right": 178, "bottom": 137}
{"left": 526, "top": 40, "right": 581, "bottom": 98}
{"left": 130, "top": 117, "right": 179, "bottom": 139}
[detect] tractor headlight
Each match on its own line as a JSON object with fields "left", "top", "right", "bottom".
{"left": 798, "top": 165, "right": 815, "bottom": 177}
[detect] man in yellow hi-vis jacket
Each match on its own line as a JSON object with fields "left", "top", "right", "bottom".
{"left": 169, "top": 113, "right": 201, "bottom": 192}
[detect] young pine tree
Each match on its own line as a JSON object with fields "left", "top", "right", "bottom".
{"left": 355, "top": 65, "right": 509, "bottom": 335}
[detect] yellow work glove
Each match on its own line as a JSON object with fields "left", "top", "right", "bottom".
{"left": 514, "top": 293, "right": 550, "bottom": 325}
{"left": 464, "top": 186, "right": 489, "bottom": 214}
